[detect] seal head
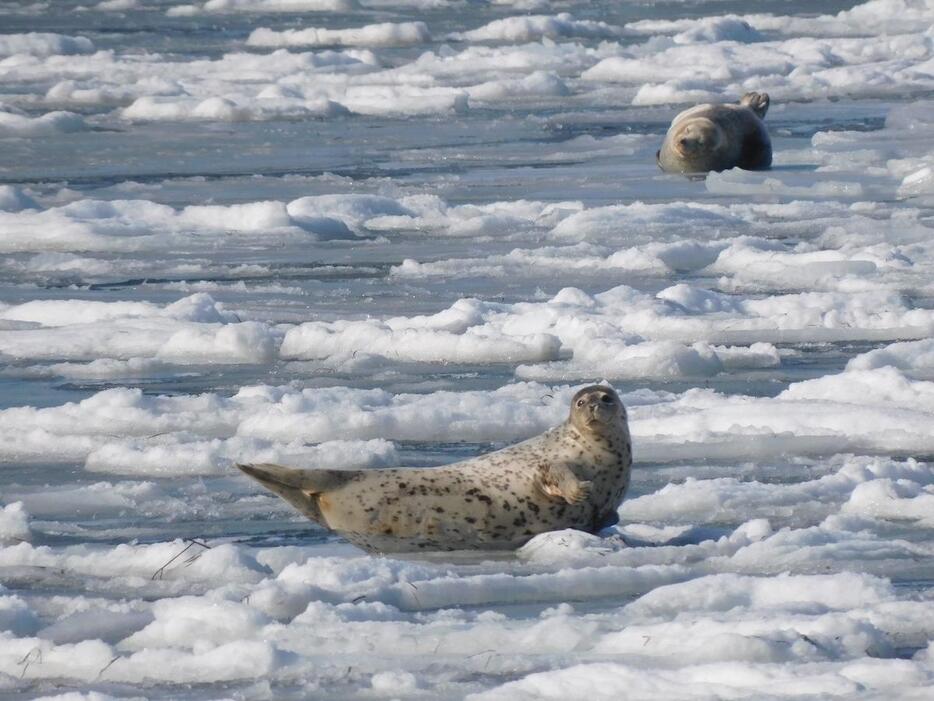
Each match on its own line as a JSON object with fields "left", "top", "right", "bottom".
{"left": 672, "top": 118, "right": 724, "bottom": 158}
{"left": 569, "top": 385, "right": 626, "bottom": 437}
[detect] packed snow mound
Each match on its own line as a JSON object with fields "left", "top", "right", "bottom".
{"left": 0, "top": 110, "right": 87, "bottom": 137}
{"left": 0, "top": 33, "right": 94, "bottom": 57}
{"left": 450, "top": 13, "right": 624, "bottom": 43}
{"left": 248, "top": 22, "right": 431, "bottom": 48}
{"left": 168, "top": 0, "right": 357, "bottom": 16}
{"left": 0, "top": 502, "right": 30, "bottom": 543}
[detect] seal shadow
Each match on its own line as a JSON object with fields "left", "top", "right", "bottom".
{"left": 620, "top": 524, "right": 733, "bottom": 548}
{"left": 766, "top": 163, "right": 820, "bottom": 172}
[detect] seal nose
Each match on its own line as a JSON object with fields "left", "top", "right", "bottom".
{"left": 678, "top": 136, "right": 699, "bottom": 153}
{"left": 588, "top": 400, "right": 606, "bottom": 422}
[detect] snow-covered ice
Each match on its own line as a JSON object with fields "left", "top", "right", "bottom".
{"left": 1, "top": 0, "right": 933, "bottom": 699}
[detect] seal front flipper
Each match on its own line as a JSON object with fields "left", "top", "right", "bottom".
{"left": 237, "top": 462, "right": 357, "bottom": 524}
{"left": 535, "top": 462, "right": 592, "bottom": 505}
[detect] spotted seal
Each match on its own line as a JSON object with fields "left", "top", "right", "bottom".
{"left": 237, "top": 385, "right": 632, "bottom": 553}
{"left": 657, "top": 92, "right": 772, "bottom": 174}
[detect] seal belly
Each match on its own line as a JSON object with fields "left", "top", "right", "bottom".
{"left": 330, "top": 466, "right": 600, "bottom": 552}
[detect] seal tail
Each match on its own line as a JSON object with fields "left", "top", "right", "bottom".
{"left": 740, "top": 91, "right": 769, "bottom": 119}
{"left": 236, "top": 462, "right": 355, "bottom": 525}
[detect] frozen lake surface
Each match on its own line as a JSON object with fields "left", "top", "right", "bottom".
{"left": 1, "top": 0, "right": 934, "bottom": 698}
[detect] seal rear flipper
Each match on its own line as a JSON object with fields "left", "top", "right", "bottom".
{"left": 237, "top": 462, "right": 357, "bottom": 524}
{"left": 740, "top": 91, "right": 769, "bottom": 119}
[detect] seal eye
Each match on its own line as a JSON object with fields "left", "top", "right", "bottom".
{"left": 576, "top": 399, "right": 585, "bottom": 408}
{"left": 600, "top": 395, "right": 614, "bottom": 404}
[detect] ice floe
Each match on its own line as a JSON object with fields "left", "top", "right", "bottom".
{"left": 2, "top": 0, "right": 934, "bottom": 698}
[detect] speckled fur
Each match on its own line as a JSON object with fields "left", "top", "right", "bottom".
{"left": 238, "top": 385, "right": 632, "bottom": 554}
{"left": 657, "top": 92, "right": 772, "bottom": 174}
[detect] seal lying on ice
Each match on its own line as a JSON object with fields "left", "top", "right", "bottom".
{"left": 657, "top": 92, "right": 772, "bottom": 174}
{"left": 238, "top": 385, "right": 632, "bottom": 553}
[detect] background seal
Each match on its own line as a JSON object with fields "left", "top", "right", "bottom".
{"left": 657, "top": 92, "right": 772, "bottom": 174}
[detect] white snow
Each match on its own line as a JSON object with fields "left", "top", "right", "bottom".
{"left": 2, "top": 0, "right": 934, "bottom": 698}
{"left": 0, "top": 33, "right": 94, "bottom": 58}
{"left": 168, "top": 0, "right": 357, "bottom": 16}
{"left": 248, "top": 22, "right": 431, "bottom": 48}
{"left": 95, "top": 0, "right": 140, "bottom": 10}
{"left": 450, "top": 13, "right": 624, "bottom": 43}
{"left": 0, "top": 293, "right": 283, "bottom": 365}
{"left": 0, "top": 197, "right": 366, "bottom": 253}
{"left": 0, "top": 0, "right": 929, "bottom": 126}
{"left": 0, "top": 502, "right": 30, "bottom": 543}
{"left": 0, "top": 109, "right": 87, "bottom": 137}
{"left": 0, "top": 185, "right": 38, "bottom": 212}
{"left": 585, "top": 25, "right": 934, "bottom": 105}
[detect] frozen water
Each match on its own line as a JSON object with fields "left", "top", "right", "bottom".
{"left": 1, "top": 0, "right": 933, "bottom": 699}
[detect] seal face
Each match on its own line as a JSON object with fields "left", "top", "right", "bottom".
{"left": 237, "top": 385, "right": 633, "bottom": 553}
{"left": 657, "top": 92, "right": 772, "bottom": 174}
